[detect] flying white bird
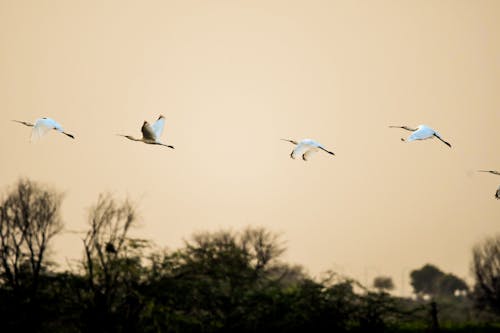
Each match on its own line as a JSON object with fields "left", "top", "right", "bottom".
{"left": 118, "top": 115, "right": 174, "bottom": 149}
{"left": 12, "top": 118, "right": 75, "bottom": 141}
{"left": 389, "top": 124, "right": 451, "bottom": 148}
{"left": 477, "top": 170, "right": 500, "bottom": 199}
{"left": 281, "top": 138, "right": 335, "bottom": 161}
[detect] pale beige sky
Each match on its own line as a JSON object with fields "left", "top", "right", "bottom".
{"left": 1, "top": 0, "right": 499, "bottom": 294}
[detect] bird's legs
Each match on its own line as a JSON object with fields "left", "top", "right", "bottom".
{"left": 433, "top": 134, "right": 451, "bottom": 148}
{"left": 156, "top": 142, "right": 175, "bottom": 149}
{"left": 319, "top": 147, "right": 335, "bottom": 155}
{"left": 62, "top": 132, "right": 75, "bottom": 139}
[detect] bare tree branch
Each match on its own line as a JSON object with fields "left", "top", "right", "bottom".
{"left": 472, "top": 235, "right": 500, "bottom": 311}
{"left": 0, "top": 178, "right": 63, "bottom": 296}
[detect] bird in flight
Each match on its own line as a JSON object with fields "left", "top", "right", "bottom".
{"left": 389, "top": 124, "right": 451, "bottom": 148}
{"left": 281, "top": 138, "right": 335, "bottom": 161}
{"left": 477, "top": 170, "right": 500, "bottom": 199}
{"left": 12, "top": 117, "right": 75, "bottom": 141}
{"left": 118, "top": 115, "right": 174, "bottom": 149}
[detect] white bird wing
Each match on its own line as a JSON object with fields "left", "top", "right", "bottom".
{"left": 30, "top": 118, "right": 56, "bottom": 141}
{"left": 141, "top": 122, "right": 157, "bottom": 141}
{"left": 151, "top": 116, "right": 165, "bottom": 139}
{"left": 302, "top": 147, "right": 320, "bottom": 161}
{"left": 407, "top": 126, "right": 435, "bottom": 141}
{"left": 291, "top": 142, "right": 312, "bottom": 159}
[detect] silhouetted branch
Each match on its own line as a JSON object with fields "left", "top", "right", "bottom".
{"left": 0, "top": 178, "right": 63, "bottom": 295}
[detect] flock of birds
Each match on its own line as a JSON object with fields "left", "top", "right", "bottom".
{"left": 11, "top": 115, "right": 500, "bottom": 200}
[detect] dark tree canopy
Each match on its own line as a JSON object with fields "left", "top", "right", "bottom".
{"left": 410, "top": 264, "right": 444, "bottom": 296}
{"left": 0, "top": 178, "right": 63, "bottom": 293}
{"left": 410, "top": 264, "right": 468, "bottom": 297}
{"left": 439, "top": 273, "right": 469, "bottom": 296}
{"left": 0, "top": 180, "right": 497, "bottom": 332}
{"left": 373, "top": 276, "right": 395, "bottom": 291}
{"left": 0, "top": 178, "right": 64, "bottom": 331}
{"left": 472, "top": 235, "right": 500, "bottom": 312}
{"left": 81, "top": 193, "right": 145, "bottom": 332}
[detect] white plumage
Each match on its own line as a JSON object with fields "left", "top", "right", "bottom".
{"left": 118, "top": 115, "right": 174, "bottom": 149}
{"left": 389, "top": 124, "right": 451, "bottom": 148}
{"left": 13, "top": 117, "right": 75, "bottom": 142}
{"left": 281, "top": 138, "right": 335, "bottom": 161}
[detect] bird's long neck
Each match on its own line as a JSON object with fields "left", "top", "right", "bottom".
{"left": 390, "top": 126, "right": 417, "bottom": 132}
{"left": 124, "top": 135, "right": 141, "bottom": 141}
{"left": 478, "top": 170, "right": 500, "bottom": 176}
{"left": 281, "top": 139, "right": 298, "bottom": 145}
{"left": 13, "top": 120, "right": 34, "bottom": 127}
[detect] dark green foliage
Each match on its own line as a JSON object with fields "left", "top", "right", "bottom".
{"left": 0, "top": 179, "right": 64, "bottom": 331}
{"left": 439, "top": 274, "right": 469, "bottom": 297}
{"left": 410, "top": 264, "right": 468, "bottom": 298}
{"left": 410, "top": 264, "right": 444, "bottom": 296}
{"left": 472, "top": 235, "right": 500, "bottom": 313}
{"left": 374, "top": 276, "right": 395, "bottom": 292}
{"left": 0, "top": 228, "right": 498, "bottom": 332}
{"left": 0, "top": 181, "right": 499, "bottom": 332}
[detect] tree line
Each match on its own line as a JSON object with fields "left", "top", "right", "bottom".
{"left": 0, "top": 178, "right": 499, "bottom": 332}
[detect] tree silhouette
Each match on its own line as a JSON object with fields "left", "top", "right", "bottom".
{"left": 0, "top": 180, "right": 497, "bottom": 331}
{"left": 472, "top": 235, "right": 500, "bottom": 313}
{"left": 410, "top": 264, "right": 467, "bottom": 298}
{"left": 0, "top": 178, "right": 63, "bottom": 292}
{"left": 0, "top": 178, "right": 64, "bottom": 329}
{"left": 373, "top": 276, "right": 395, "bottom": 292}
{"left": 81, "top": 193, "right": 145, "bottom": 332}
{"left": 438, "top": 273, "right": 468, "bottom": 297}
{"left": 410, "top": 264, "right": 444, "bottom": 297}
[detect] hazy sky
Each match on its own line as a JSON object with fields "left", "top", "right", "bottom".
{"left": 1, "top": 0, "right": 499, "bottom": 294}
